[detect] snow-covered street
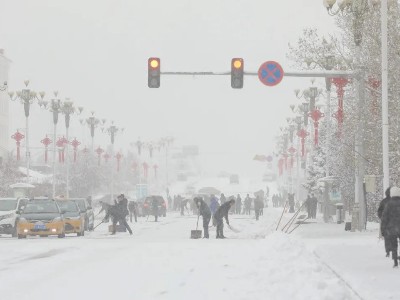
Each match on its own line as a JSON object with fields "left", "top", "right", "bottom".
{"left": 1, "top": 207, "right": 389, "bottom": 300}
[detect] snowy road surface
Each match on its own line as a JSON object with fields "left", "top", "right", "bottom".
{"left": 0, "top": 208, "right": 380, "bottom": 300}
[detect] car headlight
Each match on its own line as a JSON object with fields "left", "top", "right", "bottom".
{"left": 66, "top": 216, "right": 80, "bottom": 220}
{"left": 52, "top": 217, "right": 62, "bottom": 222}
{"left": 0, "top": 213, "right": 14, "bottom": 221}
{"left": 18, "top": 217, "right": 28, "bottom": 223}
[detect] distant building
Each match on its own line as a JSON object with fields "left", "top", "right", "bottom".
{"left": 0, "top": 49, "right": 11, "bottom": 163}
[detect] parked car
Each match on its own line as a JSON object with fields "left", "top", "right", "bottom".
{"left": 56, "top": 200, "right": 85, "bottom": 236}
{"left": 0, "top": 197, "right": 28, "bottom": 237}
{"left": 70, "top": 198, "right": 94, "bottom": 231}
{"left": 142, "top": 196, "right": 167, "bottom": 217}
{"left": 17, "top": 199, "right": 66, "bottom": 239}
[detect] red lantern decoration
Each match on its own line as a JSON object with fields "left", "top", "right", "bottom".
{"left": 278, "top": 158, "right": 284, "bottom": 176}
{"left": 287, "top": 147, "right": 296, "bottom": 169}
{"left": 143, "top": 162, "right": 149, "bottom": 178}
{"left": 95, "top": 146, "right": 104, "bottom": 166}
{"left": 309, "top": 108, "right": 325, "bottom": 146}
{"left": 56, "top": 137, "right": 69, "bottom": 163}
{"left": 103, "top": 153, "right": 110, "bottom": 163}
{"left": 11, "top": 131, "right": 25, "bottom": 161}
{"left": 115, "top": 152, "right": 122, "bottom": 172}
{"left": 70, "top": 138, "right": 80, "bottom": 163}
{"left": 368, "top": 77, "right": 381, "bottom": 116}
{"left": 153, "top": 164, "right": 158, "bottom": 178}
{"left": 282, "top": 153, "right": 289, "bottom": 170}
{"left": 297, "top": 129, "right": 309, "bottom": 157}
{"left": 40, "top": 135, "right": 52, "bottom": 163}
{"left": 332, "top": 77, "right": 349, "bottom": 137}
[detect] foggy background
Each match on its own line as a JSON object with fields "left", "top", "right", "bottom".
{"left": 0, "top": 0, "right": 334, "bottom": 177}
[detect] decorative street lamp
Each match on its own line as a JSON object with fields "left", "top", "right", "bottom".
{"left": 115, "top": 152, "right": 122, "bottom": 172}
{"left": 70, "top": 138, "right": 81, "bottom": 163}
{"left": 11, "top": 130, "right": 25, "bottom": 161}
{"left": 301, "top": 102, "right": 309, "bottom": 126}
{"left": 309, "top": 108, "right": 325, "bottom": 146}
{"left": 95, "top": 146, "right": 104, "bottom": 166}
{"left": 103, "top": 152, "right": 110, "bottom": 163}
{"left": 40, "top": 135, "right": 52, "bottom": 163}
{"left": 8, "top": 80, "right": 45, "bottom": 182}
{"left": 104, "top": 121, "right": 123, "bottom": 201}
{"left": 60, "top": 99, "right": 83, "bottom": 198}
{"left": 86, "top": 112, "right": 105, "bottom": 153}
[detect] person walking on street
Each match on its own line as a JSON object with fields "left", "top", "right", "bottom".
{"left": 236, "top": 194, "right": 242, "bottom": 214}
{"left": 378, "top": 187, "right": 392, "bottom": 257}
{"left": 103, "top": 194, "right": 132, "bottom": 235}
{"left": 288, "top": 193, "right": 295, "bottom": 213}
{"left": 382, "top": 186, "right": 400, "bottom": 267}
{"left": 305, "top": 195, "right": 312, "bottom": 219}
{"left": 254, "top": 195, "right": 263, "bottom": 221}
{"left": 128, "top": 200, "right": 138, "bottom": 223}
{"left": 194, "top": 197, "right": 211, "bottom": 238}
{"left": 220, "top": 193, "right": 226, "bottom": 205}
{"left": 244, "top": 194, "right": 252, "bottom": 215}
{"left": 213, "top": 199, "right": 235, "bottom": 239}
{"left": 310, "top": 194, "right": 318, "bottom": 219}
{"left": 152, "top": 196, "right": 159, "bottom": 222}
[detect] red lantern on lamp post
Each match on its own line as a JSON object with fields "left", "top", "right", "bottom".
{"left": 11, "top": 131, "right": 25, "bottom": 161}
{"left": 103, "top": 153, "right": 110, "bottom": 163}
{"left": 95, "top": 146, "right": 104, "bottom": 166}
{"left": 287, "top": 146, "right": 296, "bottom": 169}
{"left": 309, "top": 108, "right": 325, "bottom": 146}
{"left": 115, "top": 152, "right": 122, "bottom": 172}
{"left": 40, "top": 135, "right": 52, "bottom": 163}
{"left": 332, "top": 77, "right": 349, "bottom": 136}
{"left": 143, "top": 162, "right": 149, "bottom": 178}
{"left": 297, "top": 129, "right": 309, "bottom": 157}
{"left": 70, "top": 138, "right": 80, "bottom": 163}
{"left": 56, "top": 137, "right": 68, "bottom": 163}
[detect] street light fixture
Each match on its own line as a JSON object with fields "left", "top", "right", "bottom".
{"left": 86, "top": 112, "right": 104, "bottom": 152}
{"left": 8, "top": 81, "right": 45, "bottom": 182}
{"left": 61, "top": 99, "right": 83, "bottom": 198}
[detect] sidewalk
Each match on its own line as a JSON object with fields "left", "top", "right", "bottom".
{"left": 292, "top": 218, "right": 399, "bottom": 300}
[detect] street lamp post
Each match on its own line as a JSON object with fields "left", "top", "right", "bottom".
{"left": 61, "top": 99, "right": 83, "bottom": 198}
{"left": 86, "top": 112, "right": 104, "bottom": 153}
{"left": 8, "top": 81, "right": 45, "bottom": 182}
{"left": 104, "top": 121, "right": 123, "bottom": 202}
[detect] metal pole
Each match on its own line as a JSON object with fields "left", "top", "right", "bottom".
{"left": 111, "top": 141, "right": 114, "bottom": 202}
{"left": 66, "top": 125, "right": 70, "bottom": 198}
{"left": 381, "top": 0, "right": 390, "bottom": 196}
{"left": 25, "top": 116, "right": 30, "bottom": 182}
{"left": 52, "top": 122, "right": 57, "bottom": 199}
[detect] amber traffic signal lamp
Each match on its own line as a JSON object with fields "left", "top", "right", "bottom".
{"left": 231, "top": 58, "right": 244, "bottom": 89}
{"left": 148, "top": 57, "right": 161, "bottom": 88}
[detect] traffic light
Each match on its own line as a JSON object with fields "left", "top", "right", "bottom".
{"left": 148, "top": 57, "right": 160, "bottom": 88}
{"left": 231, "top": 58, "right": 244, "bottom": 89}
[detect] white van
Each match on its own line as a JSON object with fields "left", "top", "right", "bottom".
{"left": 0, "top": 198, "right": 28, "bottom": 237}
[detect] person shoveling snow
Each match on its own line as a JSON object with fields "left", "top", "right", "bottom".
{"left": 213, "top": 199, "right": 235, "bottom": 239}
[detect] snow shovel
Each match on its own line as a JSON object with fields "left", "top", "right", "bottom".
{"left": 93, "top": 220, "right": 104, "bottom": 231}
{"left": 190, "top": 215, "right": 202, "bottom": 239}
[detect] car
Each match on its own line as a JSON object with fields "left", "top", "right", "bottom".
{"left": 56, "top": 200, "right": 85, "bottom": 236}
{"left": 0, "top": 197, "right": 28, "bottom": 237}
{"left": 17, "top": 199, "right": 66, "bottom": 239}
{"left": 142, "top": 196, "right": 167, "bottom": 217}
{"left": 70, "top": 198, "right": 94, "bottom": 231}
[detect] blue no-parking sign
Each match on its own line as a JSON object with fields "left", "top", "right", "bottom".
{"left": 258, "top": 61, "right": 284, "bottom": 86}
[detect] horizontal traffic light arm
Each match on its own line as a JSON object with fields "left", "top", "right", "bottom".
{"left": 160, "top": 70, "right": 354, "bottom": 78}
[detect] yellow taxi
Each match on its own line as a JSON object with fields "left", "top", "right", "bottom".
{"left": 17, "top": 199, "right": 66, "bottom": 239}
{"left": 56, "top": 199, "right": 85, "bottom": 236}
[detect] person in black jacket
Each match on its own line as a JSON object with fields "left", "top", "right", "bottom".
{"left": 104, "top": 194, "right": 132, "bottom": 235}
{"left": 254, "top": 195, "right": 263, "bottom": 221}
{"left": 382, "top": 186, "right": 400, "bottom": 267}
{"left": 194, "top": 197, "right": 211, "bottom": 238}
{"left": 213, "top": 199, "right": 235, "bottom": 239}
{"left": 128, "top": 200, "right": 138, "bottom": 223}
{"left": 378, "top": 187, "right": 391, "bottom": 257}
{"left": 151, "top": 196, "right": 159, "bottom": 222}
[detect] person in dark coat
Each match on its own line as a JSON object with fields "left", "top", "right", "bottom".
{"left": 305, "top": 195, "right": 312, "bottom": 219}
{"left": 235, "top": 194, "right": 242, "bottom": 214}
{"left": 382, "top": 186, "right": 400, "bottom": 267}
{"left": 128, "top": 200, "right": 138, "bottom": 223}
{"left": 254, "top": 195, "right": 263, "bottom": 221}
{"left": 288, "top": 193, "right": 295, "bottom": 213}
{"left": 151, "top": 196, "right": 159, "bottom": 222}
{"left": 310, "top": 193, "right": 318, "bottom": 219}
{"left": 213, "top": 199, "right": 235, "bottom": 239}
{"left": 378, "top": 187, "right": 391, "bottom": 257}
{"left": 103, "top": 194, "right": 132, "bottom": 235}
{"left": 244, "top": 194, "right": 252, "bottom": 215}
{"left": 194, "top": 197, "right": 211, "bottom": 238}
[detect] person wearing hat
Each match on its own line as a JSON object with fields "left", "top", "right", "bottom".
{"left": 194, "top": 197, "right": 211, "bottom": 239}
{"left": 213, "top": 199, "right": 235, "bottom": 239}
{"left": 104, "top": 194, "right": 132, "bottom": 235}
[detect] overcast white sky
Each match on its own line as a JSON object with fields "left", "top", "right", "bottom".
{"left": 0, "top": 0, "right": 335, "bottom": 177}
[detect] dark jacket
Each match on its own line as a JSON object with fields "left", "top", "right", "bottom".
{"left": 105, "top": 204, "right": 125, "bottom": 220}
{"left": 214, "top": 201, "right": 234, "bottom": 224}
{"left": 117, "top": 198, "right": 129, "bottom": 217}
{"left": 196, "top": 198, "right": 211, "bottom": 218}
{"left": 378, "top": 188, "right": 391, "bottom": 220}
{"left": 382, "top": 196, "right": 400, "bottom": 236}
{"left": 254, "top": 197, "right": 263, "bottom": 210}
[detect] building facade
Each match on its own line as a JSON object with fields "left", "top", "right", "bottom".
{"left": 0, "top": 49, "right": 10, "bottom": 162}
